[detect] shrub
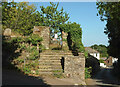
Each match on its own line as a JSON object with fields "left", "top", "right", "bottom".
{"left": 28, "top": 50, "right": 39, "bottom": 60}
{"left": 23, "top": 65, "right": 31, "bottom": 74}
{"left": 85, "top": 67, "right": 92, "bottom": 79}
{"left": 84, "top": 51, "right": 88, "bottom": 59}
{"left": 16, "top": 58, "right": 24, "bottom": 64}
{"left": 99, "top": 59, "right": 104, "bottom": 63}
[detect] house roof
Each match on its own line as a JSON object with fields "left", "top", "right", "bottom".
{"left": 101, "top": 57, "right": 107, "bottom": 60}
{"left": 85, "top": 47, "right": 99, "bottom": 53}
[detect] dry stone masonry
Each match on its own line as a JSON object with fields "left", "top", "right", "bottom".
{"left": 3, "top": 28, "right": 11, "bottom": 36}
{"left": 38, "top": 50, "right": 85, "bottom": 82}
{"left": 64, "top": 54, "right": 85, "bottom": 81}
{"left": 32, "top": 26, "right": 85, "bottom": 83}
{"left": 62, "top": 31, "right": 69, "bottom": 50}
{"left": 33, "top": 26, "right": 50, "bottom": 49}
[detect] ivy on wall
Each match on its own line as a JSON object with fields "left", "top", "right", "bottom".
{"left": 60, "top": 22, "right": 85, "bottom": 52}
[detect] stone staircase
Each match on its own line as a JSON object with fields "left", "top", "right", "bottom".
{"left": 38, "top": 50, "right": 73, "bottom": 74}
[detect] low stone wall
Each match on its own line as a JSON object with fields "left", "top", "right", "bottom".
{"left": 64, "top": 53, "right": 85, "bottom": 82}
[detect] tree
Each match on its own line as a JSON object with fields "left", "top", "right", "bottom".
{"left": 96, "top": 2, "right": 120, "bottom": 62}
{"left": 2, "top": 2, "right": 17, "bottom": 29}
{"left": 2, "top": 2, "right": 37, "bottom": 35}
{"left": 91, "top": 44, "right": 108, "bottom": 57}
{"left": 39, "top": 2, "right": 69, "bottom": 41}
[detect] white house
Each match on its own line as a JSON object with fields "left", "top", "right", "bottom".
{"left": 112, "top": 58, "right": 118, "bottom": 63}
{"left": 85, "top": 47, "right": 100, "bottom": 60}
{"left": 100, "top": 63, "right": 106, "bottom": 68}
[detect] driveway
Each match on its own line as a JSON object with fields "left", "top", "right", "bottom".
{"left": 86, "top": 67, "right": 120, "bottom": 87}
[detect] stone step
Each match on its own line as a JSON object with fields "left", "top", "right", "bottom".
{"left": 39, "top": 59, "right": 60, "bottom": 62}
{"left": 39, "top": 71, "right": 62, "bottom": 75}
{"left": 39, "top": 61, "right": 61, "bottom": 64}
{"left": 38, "top": 67, "right": 62, "bottom": 69}
{"left": 39, "top": 72, "right": 53, "bottom": 74}
{"left": 39, "top": 58, "right": 61, "bottom": 60}
{"left": 38, "top": 64, "right": 61, "bottom": 66}
{"left": 40, "top": 55, "right": 63, "bottom": 59}
{"left": 38, "top": 66, "right": 62, "bottom": 69}
{"left": 39, "top": 62, "right": 61, "bottom": 65}
{"left": 40, "top": 55, "right": 73, "bottom": 57}
{"left": 39, "top": 67, "right": 62, "bottom": 69}
{"left": 38, "top": 69, "right": 63, "bottom": 72}
{"left": 39, "top": 64, "right": 61, "bottom": 66}
{"left": 39, "top": 62, "right": 61, "bottom": 64}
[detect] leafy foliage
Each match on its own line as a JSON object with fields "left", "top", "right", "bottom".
{"left": 60, "top": 22, "right": 84, "bottom": 52}
{"left": 99, "top": 59, "right": 104, "bottom": 63}
{"left": 40, "top": 2, "right": 69, "bottom": 27}
{"left": 39, "top": 2, "right": 70, "bottom": 40}
{"left": 28, "top": 50, "right": 39, "bottom": 60}
{"left": 85, "top": 67, "right": 92, "bottom": 79}
{"left": 84, "top": 51, "right": 89, "bottom": 58}
{"left": 2, "top": 2, "right": 40, "bottom": 35}
{"left": 91, "top": 44, "right": 108, "bottom": 57}
{"left": 2, "top": 2, "right": 84, "bottom": 52}
{"left": 96, "top": 2, "right": 120, "bottom": 61}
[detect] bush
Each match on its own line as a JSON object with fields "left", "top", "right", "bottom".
{"left": 85, "top": 67, "right": 92, "bottom": 79}
{"left": 28, "top": 50, "right": 39, "bottom": 60}
{"left": 16, "top": 58, "right": 24, "bottom": 64}
{"left": 23, "top": 65, "right": 31, "bottom": 74}
{"left": 84, "top": 51, "right": 88, "bottom": 58}
{"left": 99, "top": 59, "right": 104, "bottom": 63}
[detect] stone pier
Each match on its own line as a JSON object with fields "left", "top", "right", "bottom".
{"left": 64, "top": 53, "right": 85, "bottom": 82}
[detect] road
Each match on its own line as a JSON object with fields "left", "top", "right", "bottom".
{"left": 87, "top": 67, "right": 120, "bottom": 87}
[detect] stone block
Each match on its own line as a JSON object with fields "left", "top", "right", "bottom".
{"left": 3, "top": 28, "right": 11, "bottom": 36}
{"left": 33, "top": 26, "right": 50, "bottom": 49}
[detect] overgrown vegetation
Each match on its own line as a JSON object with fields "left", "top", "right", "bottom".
{"left": 91, "top": 44, "right": 108, "bottom": 57}
{"left": 99, "top": 59, "right": 104, "bottom": 63}
{"left": 85, "top": 67, "right": 92, "bottom": 79}
{"left": 96, "top": 2, "right": 120, "bottom": 77}
{"left": 2, "top": 1, "right": 85, "bottom": 77}
{"left": 3, "top": 34, "right": 42, "bottom": 75}
{"left": 2, "top": 1, "right": 84, "bottom": 52}
{"left": 60, "top": 22, "right": 85, "bottom": 52}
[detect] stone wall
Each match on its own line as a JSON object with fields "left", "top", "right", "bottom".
{"left": 62, "top": 31, "right": 69, "bottom": 50}
{"left": 3, "top": 28, "right": 11, "bottom": 36}
{"left": 64, "top": 53, "right": 85, "bottom": 81}
{"left": 33, "top": 26, "right": 50, "bottom": 49}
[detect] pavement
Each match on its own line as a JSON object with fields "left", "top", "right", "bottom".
{"left": 86, "top": 67, "right": 120, "bottom": 87}
{"left": 2, "top": 69, "right": 85, "bottom": 86}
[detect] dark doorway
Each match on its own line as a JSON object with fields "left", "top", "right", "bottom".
{"left": 61, "top": 57, "right": 64, "bottom": 73}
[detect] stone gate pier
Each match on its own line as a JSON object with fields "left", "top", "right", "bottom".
{"left": 33, "top": 26, "right": 50, "bottom": 49}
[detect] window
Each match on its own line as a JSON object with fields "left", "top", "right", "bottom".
{"left": 96, "top": 53, "right": 97, "bottom": 57}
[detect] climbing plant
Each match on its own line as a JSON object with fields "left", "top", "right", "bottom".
{"left": 60, "top": 22, "right": 84, "bottom": 52}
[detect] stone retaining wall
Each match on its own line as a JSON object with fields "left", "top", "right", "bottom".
{"left": 64, "top": 54, "right": 85, "bottom": 81}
